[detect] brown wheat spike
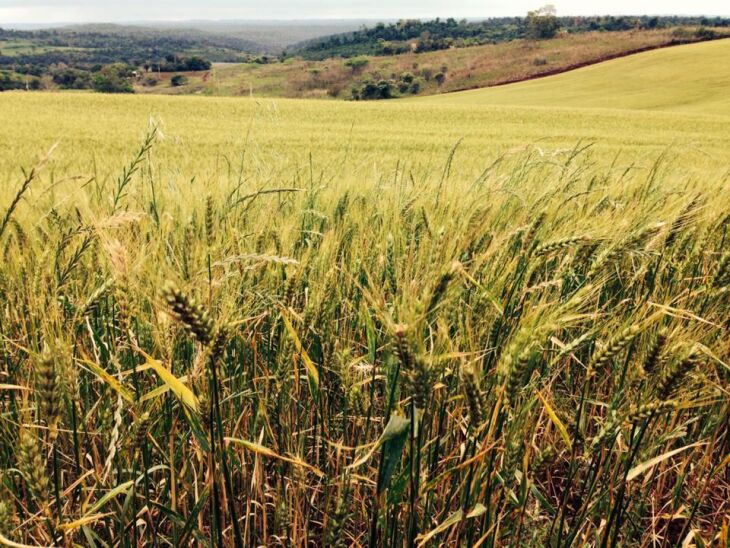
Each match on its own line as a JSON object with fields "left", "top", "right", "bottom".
{"left": 18, "top": 428, "right": 49, "bottom": 501}
{"left": 205, "top": 195, "right": 214, "bottom": 248}
{"left": 656, "top": 347, "right": 701, "bottom": 400}
{"left": 162, "top": 281, "right": 214, "bottom": 346}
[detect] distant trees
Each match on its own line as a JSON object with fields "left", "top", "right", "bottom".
{"left": 527, "top": 5, "right": 560, "bottom": 40}
{"left": 92, "top": 64, "right": 133, "bottom": 93}
{"left": 295, "top": 13, "right": 730, "bottom": 60}
{"left": 51, "top": 67, "right": 92, "bottom": 89}
{"left": 152, "top": 56, "right": 212, "bottom": 72}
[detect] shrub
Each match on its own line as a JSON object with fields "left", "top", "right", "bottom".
{"left": 695, "top": 27, "right": 718, "bottom": 40}
{"left": 352, "top": 78, "right": 394, "bottom": 100}
{"left": 434, "top": 72, "right": 446, "bottom": 85}
{"left": 171, "top": 75, "right": 188, "bottom": 87}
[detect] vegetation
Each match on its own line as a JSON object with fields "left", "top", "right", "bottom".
{"left": 137, "top": 28, "right": 729, "bottom": 99}
{"left": 0, "top": 25, "right": 244, "bottom": 92}
{"left": 418, "top": 38, "right": 730, "bottom": 115}
{"left": 526, "top": 5, "right": 560, "bottom": 40}
{"left": 170, "top": 74, "right": 189, "bottom": 87}
{"left": 293, "top": 14, "right": 730, "bottom": 59}
{"left": 0, "top": 42, "right": 728, "bottom": 542}
{"left": 92, "top": 63, "right": 135, "bottom": 93}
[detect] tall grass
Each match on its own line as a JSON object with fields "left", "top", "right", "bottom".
{"left": 0, "top": 132, "right": 728, "bottom": 547}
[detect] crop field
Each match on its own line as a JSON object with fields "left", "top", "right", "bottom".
{"left": 0, "top": 40, "right": 729, "bottom": 547}
{"left": 419, "top": 38, "right": 730, "bottom": 115}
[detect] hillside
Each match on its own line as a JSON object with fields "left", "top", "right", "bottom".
{"left": 0, "top": 24, "right": 259, "bottom": 63}
{"left": 292, "top": 14, "right": 730, "bottom": 59}
{"left": 418, "top": 38, "right": 730, "bottom": 116}
{"left": 145, "top": 20, "right": 380, "bottom": 53}
{"left": 134, "top": 28, "right": 720, "bottom": 99}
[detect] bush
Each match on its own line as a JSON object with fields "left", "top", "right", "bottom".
{"left": 533, "top": 57, "right": 548, "bottom": 66}
{"left": 400, "top": 72, "right": 415, "bottom": 83}
{"left": 434, "top": 72, "right": 446, "bottom": 85}
{"left": 171, "top": 74, "right": 188, "bottom": 87}
{"left": 695, "top": 27, "right": 718, "bottom": 40}
{"left": 352, "top": 77, "right": 394, "bottom": 100}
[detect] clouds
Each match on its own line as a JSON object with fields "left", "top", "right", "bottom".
{"left": 0, "top": 0, "right": 727, "bottom": 24}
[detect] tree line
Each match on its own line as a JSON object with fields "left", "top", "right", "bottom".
{"left": 293, "top": 14, "right": 730, "bottom": 59}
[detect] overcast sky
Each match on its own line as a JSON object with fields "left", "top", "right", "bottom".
{"left": 1, "top": 1, "right": 728, "bottom": 24}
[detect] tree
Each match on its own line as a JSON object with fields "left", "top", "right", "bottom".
{"left": 344, "top": 56, "right": 370, "bottom": 74}
{"left": 92, "top": 64, "right": 133, "bottom": 93}
{"left": 526, "top": 5, "right": 560, "bottom": 40}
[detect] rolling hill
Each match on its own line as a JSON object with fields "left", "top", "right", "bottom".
{"left": 418, "top": 38, "right": 730, "bottom": 116}
{"left": 134, "top": 28, "right": 722, "bottom": 99}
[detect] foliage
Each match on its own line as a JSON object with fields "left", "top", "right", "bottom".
{"left": 527, "top": 5, "right": 560, "bottom": 40}
{"left": 344, "top": 56, "right": 370, "bottom": 72}
{"left": 293, "top": 15, "right": 730, "bottom": 59}
{"left": 92, "top": 63, "right": 134, "bottom": 93}
{"left": 170, "top": 74, "right": 188, "bottom": 87}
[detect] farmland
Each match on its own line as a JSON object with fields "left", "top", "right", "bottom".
{"left": 419, "top": 38, "right": 730, "bottom": 115}
{"left": 0, "top": 37, "right": 729, "bottom": 547}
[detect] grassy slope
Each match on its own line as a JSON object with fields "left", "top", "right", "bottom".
{"left": 137, "top": 28, "right": 710, "bottom": 98}
{"left": 418, "top": 38, "right": 730, "bottom": 115}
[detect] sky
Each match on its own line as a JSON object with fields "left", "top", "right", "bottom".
{"left": 0, "top": 0, "right": 728, "bottom": 24}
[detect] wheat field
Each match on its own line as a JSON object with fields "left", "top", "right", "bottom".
{"left": 0, "top": 44, "right": 729, "bottom": 547}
